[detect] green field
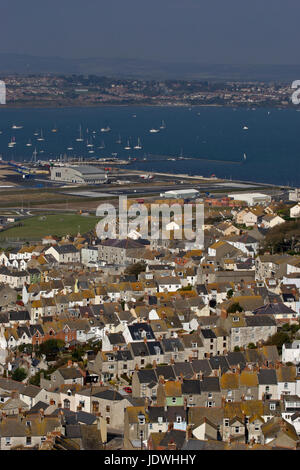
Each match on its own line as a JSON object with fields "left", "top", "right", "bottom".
{"left": 0, "top": 214, "right": 101, "bottom": 241}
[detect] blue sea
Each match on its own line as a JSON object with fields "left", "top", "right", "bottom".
{"left": 0, "top": 105, "right": 299, "bottom": 186}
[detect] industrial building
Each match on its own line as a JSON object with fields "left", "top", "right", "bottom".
{"left": 50, "top": 165, "right": 107, "bottom": 184}
{"left": 228, "top": 192, "right": 272, "bottom": 206}
{"left": 160, "top": 189, "right": 199, "bottom": 199}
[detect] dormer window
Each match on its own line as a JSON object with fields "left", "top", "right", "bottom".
{"left": 138, "top": 413, "right": 145, "bottom": 425}
{"left": 233, "top": 317, "right": 239, "bottom": 322}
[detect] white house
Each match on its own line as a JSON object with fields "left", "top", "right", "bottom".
{"left": 290, "top": 203, "right": 300, "bottom": 219}
{"left": 282, "top": 341, "right": 300, "bottom": 364}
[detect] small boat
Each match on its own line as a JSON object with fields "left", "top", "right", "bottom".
{"left": 67, "top": 146, "right": 73, "bottom": 150}
{"left": 37, "top": 129, "right": 44, "bottom": 141}
{"left": 124, "top": 140, "right": 131, "bottom": 150}
{"left": 160, "top": 120, "right": 166, "bottom": 129}
{"left": 98, "top": 141, "right": 105, "bottom": 149}
{"left": 243, "top": 126, "right": 248, "bottom": 130}
{"left": 76, "top": 125, "right": 84, "bottom": 142}
{"left": 51, "top": 124, "right": 58, "bottom": 132}
{"left": 11, "top": 124, "right": 23, "bottom": 129}
{"left": 149, "top": 128, "right": 160, "bottom": 133}
{"left": 26, "top": 139, "right": 32, "bottom": 147}
{"left": 243, "top": 153, "right": 247, "bottom": 161}
{"left": 8, "top": 137, "right": 16, "bottom": 148}
{"left": 134, "top": 137, "right": 142, "bottom": 150}
{"left": 101, "top": 126, "right": 111, "bottom": 133}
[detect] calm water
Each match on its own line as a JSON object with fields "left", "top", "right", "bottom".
{"left": 0, "top": 105, "right": 299, "bottom": 186}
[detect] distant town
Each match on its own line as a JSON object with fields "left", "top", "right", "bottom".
{"left": 0, "top": 74, "right": 295, "bottom": 108}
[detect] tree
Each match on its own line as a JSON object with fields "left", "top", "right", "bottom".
{"left": 281, "top": 323, "right": 290, "bottom": 332}
{"left": 29, "top": 369, "right": 48, "bottom": 387}
{"left": 234, "top": 346, "right": 241, "bottom": 352}
{"left": 38, "top": 339, "right": 65, "bottom": 360}
{"left": 227, "top": 289, "right": 234, "bottom": 299}
{"left": 227, "top": 302, "right": 243, "bottom": 314}
{"left": 124, "top": 261, "right": 146, "bottom": 279}
{"left": 18, "top": 344, "right": 33, "bottom": 354}
{"left": 265, "top": 331, "right": 290, "bottom": 354}
{"left": 12, "top": 368, "right": 27, "bottom": 382}
{"left": 247, "top": 343, "right": 257, "bottom": 349}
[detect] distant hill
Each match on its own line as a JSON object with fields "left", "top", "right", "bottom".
{"left": 0, "top": 53, "right": 300, "bottom": 82}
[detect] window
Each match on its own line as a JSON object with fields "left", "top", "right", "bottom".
{"left": 172, "top": 397, "right": 177, "bottom": 404}
{"left": 5, "top": 437, "right": 11, "bottom": 446}
{"left": 265, "top": 386, "right": 270, "bottom": 392}
{"left": 235, "top": 427, "right": 239, "bottom": 433}
{"left": 270, "top": 403, "right": 276, "bottom": 410}
{"left": 26, "top": 437, "right": 32, "bottom": 446}
{"left": 284, "top": 383, "right": 288, "bottom": 389}
{"left": 224, "top": 419, "right": 229, "bottom": 427}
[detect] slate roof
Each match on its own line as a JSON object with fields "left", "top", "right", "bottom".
{"left": 258, "top": 369, "right": 278, "bottom": 385}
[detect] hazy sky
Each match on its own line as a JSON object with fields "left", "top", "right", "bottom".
{"left": 1, "top": 0, "right": 300, "bottom": 64}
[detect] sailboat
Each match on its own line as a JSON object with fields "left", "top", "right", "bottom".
{"left": 98, "top": 141, "right": 105, "bottom": 149}
{"left": 76, "top": 125, "right": 84, "bottom": 142}
{"left": 67, "top": 145, "right": 74, "bottom": 150}
{"left": 134, "top": 137, "right": 142, "bottom": 150}
{"left": 11, "top": 124, "right": 23, "bottom": 129}
{"left": 26, "top": 139, "right": 32, "bottom": 147}
{"left": 86, "top": 138, "right": 94, "bottom": 148}
{"left": 51, "top": 124, "right": 58, "bottom": 132}
{"left": 160, "top": 120, "right": 166, "bottom": 129}
{"left": 149, "top": 128, "right": 160, "bottom": 133}
{"left": 116, "top": 134, "right": 122, "bottom": 144}
{"left": 8, "top": 137, "right": 16, "bottom": 148}
{"left": 101, "top": 126, "right": 111, "bottom": 133}
{"left": 37, "top": 129, "right": 44, "bottom": 141}
{"left": 243, "top": 153, "right": 247, "bottom": 161}
{"left": 124, "top": 140, "right": 131, "bottom": 150}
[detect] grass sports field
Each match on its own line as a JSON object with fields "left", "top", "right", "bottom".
{"left": 0, "top": 214, "right": 101, "bottom": 240}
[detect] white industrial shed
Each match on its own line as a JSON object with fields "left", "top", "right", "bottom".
{"left": 228, "top": 192, "right": 272, "bottom": 206}
{"left": 50, "top": 165, "right": 107, "bottom": 184}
